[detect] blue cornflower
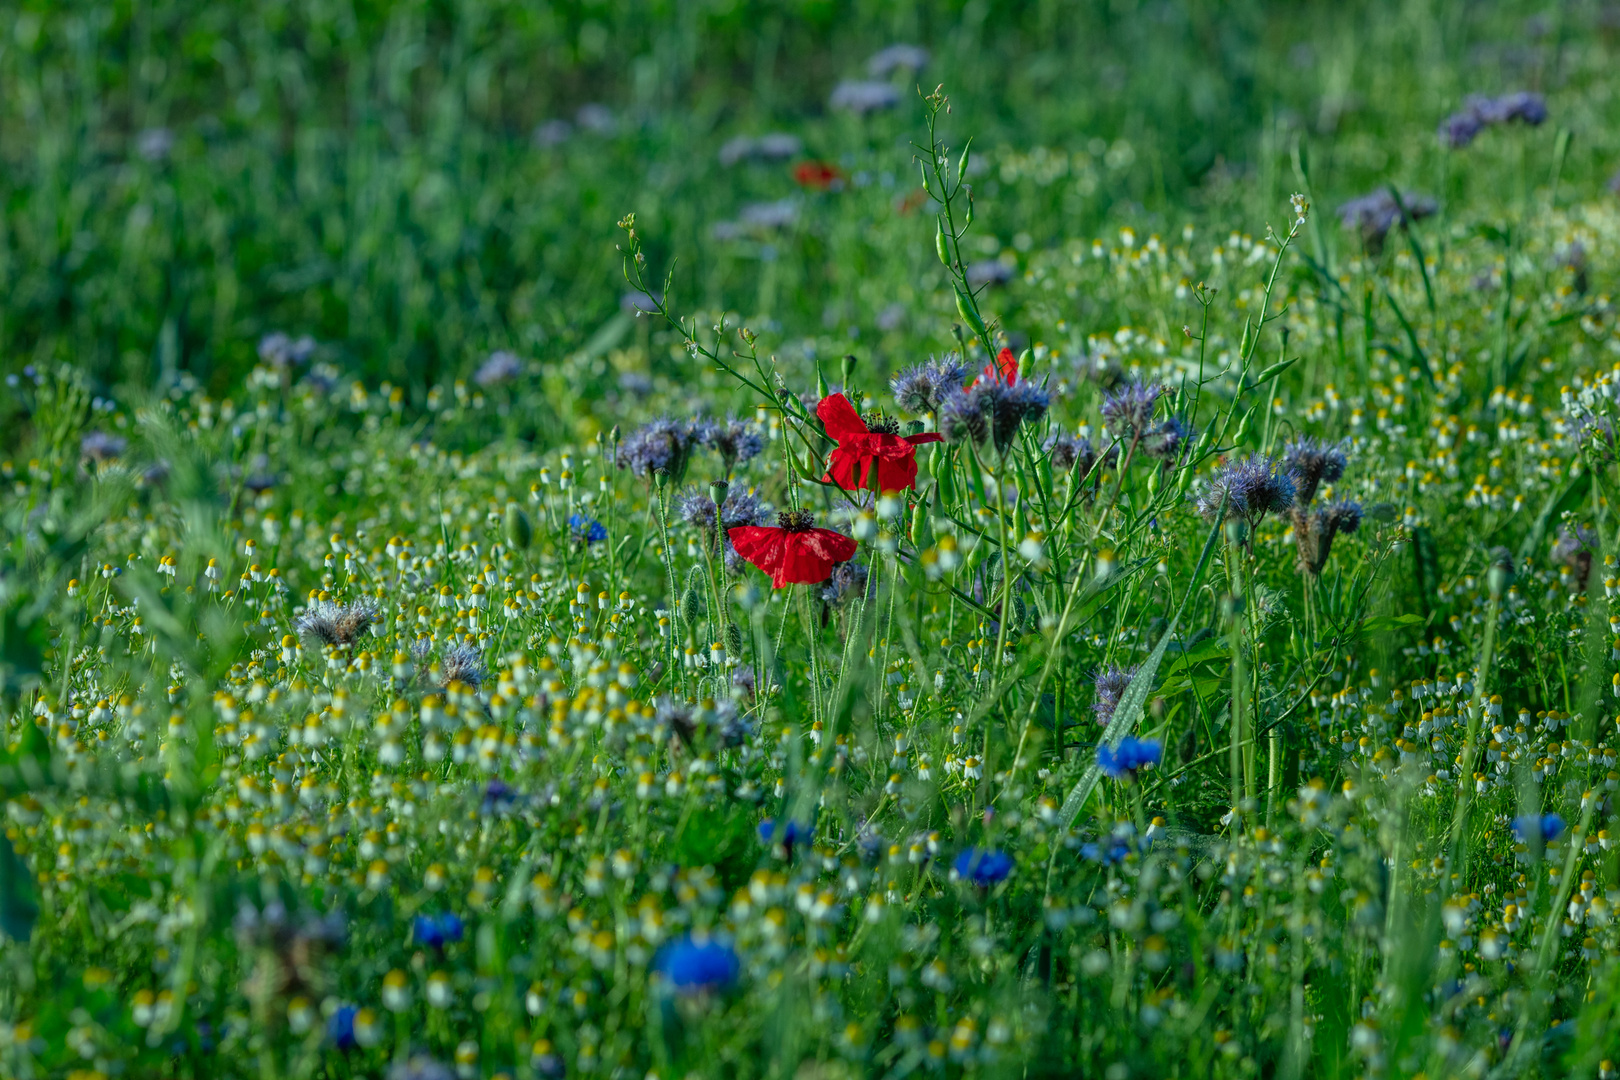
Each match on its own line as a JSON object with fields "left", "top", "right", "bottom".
{"left": 481, "top": 778, "right": 517, "bottom": 815}
{"left": 654, "top": 934, "right": 740, "bottom": 994}
{"left": 758, "top": 818, "right": 813, "bottom": 855}
{"left": 1096, "top": 736, "right": 1163, "bottom": 780}
{"left": 327, "top": 1004, "right": 358, "bottom": 1051}
{"left": 953, "top": 847, "right": 1015, "bottom": 886}
{"left": 1080, "top": 839, "right": 1133, "bottom": 864}
{"left": 1511, "top": 813, "right": 1565, "bottom": 843}
{"left": 569, "top": 513, "right": 607, "bottom": 544}
{"left": 412, "top": 912, "right": 465, "bottom": 949}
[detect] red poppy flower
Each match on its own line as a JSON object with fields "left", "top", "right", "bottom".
{"left": 729, "top": 510, "right": 858, "bottom": 588}
{"left": 793, "top": 160, "right": 842, "bottom": 190}
{"left": 816, "top": 393, "right": 943, "bottom": 493}
{"left": 979, "top": 347, "right": 1019, "bottom": 385}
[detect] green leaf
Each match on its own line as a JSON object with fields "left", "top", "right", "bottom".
{"left": 0, "top": 832, "right": 38, "bottom": 943}
{"left": 1357, "top": 613, "right": 1426, "bottom": 635}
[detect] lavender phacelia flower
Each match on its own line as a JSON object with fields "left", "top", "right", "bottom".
{"left": 699, "top": 417, "right": 765, "bottom": 472}
{"left": 820, "top": 560, "right": 873, "bottom": 606}
{"left": 1440, "top": 91, "right": 1548, "bottom": 149}
{"left": 80, "top": 431, "right": 128, "bottom": 463}
{"left": 617, "top": 417, "right": 703, "bottom": 484}
{"left": 1142, "top": 416, "right": 1195, "bottom": 466}
{"left": 1196, "top": 454, "right": 1296, "bottom": 524}
{"left": 1092, "top": 663, "right": 1139, "bottom": 726}
{"left": 1337, "top": 190, "right": 1438, "bottom": 251}
{"left": 1099, "top": 380, "right": 1164, "bottom": 441}
{"left": 944, "top": 380, "right": 1049, "bottom": 451}
{"left": 891, "top": 355, "right": 972, "bottom": 415}
{"left": 258, "top": 332, "right": 317, "bottom": 368}
{"left": 1552, "top": 525, "right": 1598, "bottom": 589}
{"left": 474, "top": 350, "right": 523, "bottom": 387}
{"left": 1294, "top": 500, "right": 1363, "bottom": 577}
{"left": 676, "top": 487, "right": 772, "bottom": 531}
{"left": 1282, "top": 436, "right": 1348, "bottom": 506}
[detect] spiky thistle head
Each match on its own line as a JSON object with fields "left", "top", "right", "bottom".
{"left": 439, "top": 643, "right": 487, "bottom": 692}
{"left": 295, "top": 598, "right": 381, "bottom": 649}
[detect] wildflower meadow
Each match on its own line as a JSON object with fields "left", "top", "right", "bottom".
{"left": 6, "top": 2, "right": 1620, "bottom": 1078}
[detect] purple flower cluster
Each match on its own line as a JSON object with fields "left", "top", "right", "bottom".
{"left": 1337, "top": 189, "right": 1438, "bottom": 250}
{"left": 1195, "top": 454, "right": 1296, "bottom": 525}
{"left": 698, "top": 416, "right": 765, "bottom": 472}
{"left": 1439, "top": 91, "right": 1548, "bottom": 148}
{"left": 891, "top": 355, "right": 972, "bottom": 414}
{"left": 1091, "top": 663, "right": 1139, "bottom": 725}
{"left": 939, "top": 380, "right": 1050, "bottom": 452}
{"left": 617, "top": 417, "right": 704, "bottom": 484}
{"left": 1282, "top": 436, "right": 1348, "bottom": 506}
{"left": 675, "top": 486, "right": 772, "bottom": 531}
{"left": 474, "top": 350, "right": 523, "bottom": 387}
{"left": 258, "top": 332, "right": 317, "bottom": 368}
{"left": 1099, "top": 380, "right": 1164, "bottom": 441}
{"left": 1095, "top": 736, "right": 1163, "bottom": 779}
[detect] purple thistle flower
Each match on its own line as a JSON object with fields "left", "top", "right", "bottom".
{"left": 939, "top": 385, "right": 990, "bottom": 445}
{"left": 1099, "top": 380, "right": 1164, "bottom": 441}
{"left": 295, "top": 598, "right": 380, "bottom": 649}
{"left": 1092, "top": 663, "right": 1138, "bottom": 726}
{"left": 1438, "top": 106, "right": 1487, "bottom": 148}
{"left": 891, "top": 355, "right": 972, "bottom": 414}
{"left": 1282, "top": 436, "right": 1349, "bottom": 505}
{"left": 676, "top": 487, "right": 772, "bottom": 531}
{"left": 1196, "top": 454, "right": 1296, "bottom": 525}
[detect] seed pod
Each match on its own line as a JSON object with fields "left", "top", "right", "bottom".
{"left": 935, "top": 221, "right": 951, "bottom": 267}
{"left": 504, "top": 505, "right": 533, "bottom": 550}
{"left": 725, "top": 623, "right": 744, "bottom": 656}
{"left": 681, "top": 581, "right": 706, "bottom": 626}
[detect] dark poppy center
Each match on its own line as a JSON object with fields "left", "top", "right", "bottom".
{"left": 778, "top": 509, "right": 815, "bottom": 532}
{"left": 865, "top": 413, "right": 901, "bottom": 435}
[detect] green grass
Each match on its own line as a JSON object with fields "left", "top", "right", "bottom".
{"left": 5, "top": 3, "right": 1620, "bottom": 1079}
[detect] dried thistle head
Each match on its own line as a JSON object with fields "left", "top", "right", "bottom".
{"left": 295, "top": 598, "right": 380, "bottom": 649}
{"left": 438, "top": 643, "right": 487, "bottom": 692}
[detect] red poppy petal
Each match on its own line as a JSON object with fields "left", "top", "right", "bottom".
{"left": 875, "top": 454, "right": 919, "bottom": 492}
{"left": 777, "top": 538, "right": 830, "bottom": 585}
{"left": 905, "top": 432, "right": 945, "bottom": 446}
{"left": 728, "top": 527, "right": 786, "bottom": 580}
{"left": 816, "top": 393, "right": 869, "bottom": 440}
{"left": 997, "top": 347, "right": 1019, "bottom": 383}
{"left": 804, "top": 528, "right": 859, "bottom": 564}
{"left": 825, "top": 445, "right": 867, "bottom": 491}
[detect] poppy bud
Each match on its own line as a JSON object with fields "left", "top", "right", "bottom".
{"left": 505, "top": 504, "right": 533, "bottom": 550}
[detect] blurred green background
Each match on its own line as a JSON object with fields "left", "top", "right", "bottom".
{"left": 1, "top": 0, "right": 1615, "bottom": 408}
